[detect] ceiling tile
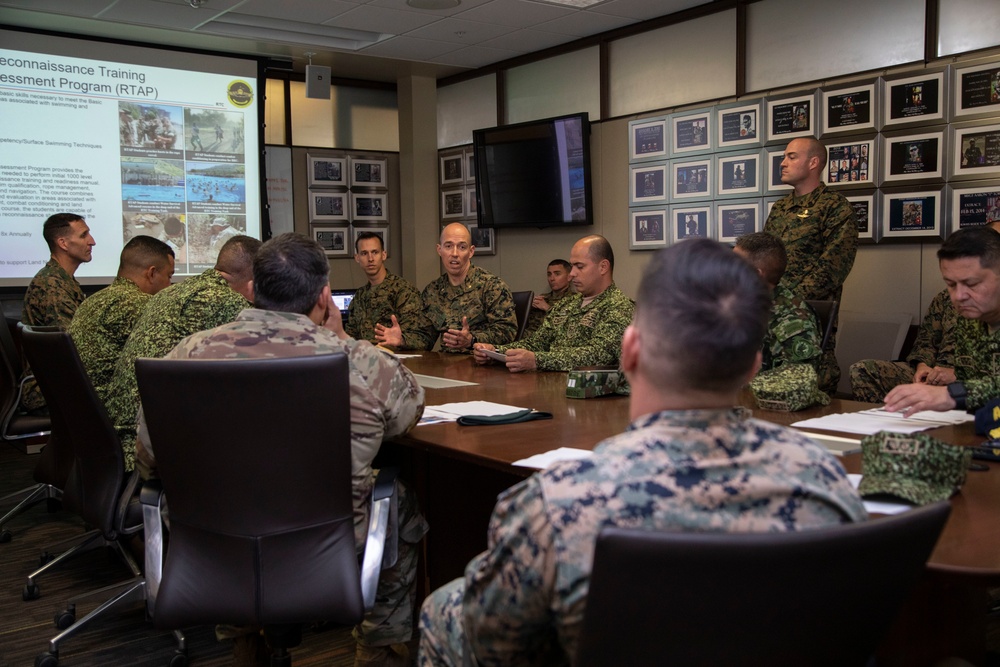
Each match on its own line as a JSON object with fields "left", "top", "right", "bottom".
{"left": 453, "top": 0, "right": 573, "bottom": 28}
{"left": 0, "top": 0, "right": 114, "bottom": 16}
{"left": 367, "top": 0, "right": 495, "bottom": 18}
{"left": 226, "top": 0, "right": 357, "bottom": 23}
{"left": 325, "top": 5, "right": 443, "bottom": 34}
{"left": 593, "top": 0, "right": 710, "bottom": 21}
{"left": 430, "top": 44, "right": 518, "bottom": 68}
{"left": 360, "top": 35, "right": 463, "bottom": 60}
{"left": 101, "top": 0, "right": 244, "bottom": 30}
{"left": 536, "top": 8, "right": 632, "bottom": 36}
{"left": 479, "top": 28, "right": 573, "bottom": 53}
{"left": 405, "top": 17, "right": 515, "bottom": 44}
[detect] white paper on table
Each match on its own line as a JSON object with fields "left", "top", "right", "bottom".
{"left": 417, "top": 401, "right": 530, "bottom": 426}
{"left": 859, "top": 407, "right": 974, "bottom": 425}
{"left": 848, "top": 474, "right": 912, "bottom": 515}
{"left": 792, "top": 413, "right": 940, "bottom": 435}
{"left": 513, "top": 447, "right": 594, "bottom": 469}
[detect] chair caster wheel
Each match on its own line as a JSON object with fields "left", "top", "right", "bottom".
{"left": 0, "top": 529, "right": 11, "bottom": 543}
{"left": 54, "top": 608, "right": 75, "bottom": 629}
{"left": 168, "top": 650, "right": 188, "bottom": 667}
{"left": 34, "top": 651, "right": 58, "bottom": 667}
{"left": 23, "top": 583, "right": 40, "bottom": 601}
{"left": 40, "top": 552, "right": 54, "bottom": 565}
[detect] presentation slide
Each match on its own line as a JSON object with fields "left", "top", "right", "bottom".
{"left": 0, "top": 28, "right": 263, "bottom": 286}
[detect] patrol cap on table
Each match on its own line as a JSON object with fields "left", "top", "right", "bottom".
{"left": 748, "top": 363, "right": 830, "bottom": 412}
{"left": 858, "top": 431, "right": 971, "bottom": 505}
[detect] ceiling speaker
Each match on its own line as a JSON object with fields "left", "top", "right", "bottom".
{"left": 305, "top": 64, "right": 331, "bottom": 100}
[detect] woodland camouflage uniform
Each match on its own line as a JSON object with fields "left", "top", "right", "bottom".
{"left": 346, "top": 270, "right": 428, "bottom": 350}
{"left": 419, "top": 265, "right": 516, "bottom": 352}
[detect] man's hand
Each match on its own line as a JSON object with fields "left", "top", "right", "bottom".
{"left": 323, "top": 296, "right": 348, "bottom": 340}
{"left": 504, "top": 348, "right": 537, "bottom": 373}
{"left": 375, "top": 314, "right": 404, "bottom": 348}
{"left": 442, "top": 316, "right": 473, "bottom": 350}
{"left": 913, "top": 363, "right": 956, "bottom": 386}
{"left": 472, "top": 342, "right": 496, "bottom": 365}
{"left": 883, "top": 383, "right": 956, "bottom": 416}
{"left": 531, "top": 295, "right": 550, "bottom": 311}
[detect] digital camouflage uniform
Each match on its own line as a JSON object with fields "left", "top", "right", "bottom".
{"left": 346, "top": 270, "right": 429, "bottom": 350}
{"left": 952, "top": 316, "right": 1000, "bottom": 410}
{"left": 69, "top": 277, "right": 152, "bottom": 407}
{"left": 105, "top": 269, "right": 249, "bottom": 471}
{"left": 419, "top": 408, "right": 867, "bottom": 667}
{"left": 764, "top": 183, "right": 858, "bottom": 394}
{"left": 850, "top": 289, "right": 956, "bottom": 403}
{"left": 495, "top": 284, "right": 634, "bottom": 371}
{"left": 419, "top": 265, "right": 517, "bottom": 352}
{"left": 521, "top": 287, "right": 572, "bottom": 340}
{"left": 20, "top": 258, "right": 86, "bottom": 410}
{"left": 136, "top": 308, "right": 428, "bottom": 648}
{"left": 761, "top": 283, "right": 823, "bottom": 377}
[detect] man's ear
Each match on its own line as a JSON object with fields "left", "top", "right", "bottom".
{"left": 620, "top": 324, "right": 639, "bottom": 375}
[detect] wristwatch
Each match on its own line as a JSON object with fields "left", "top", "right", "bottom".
{"left": 946, "top": 382, "right": 967, "bottom": 410}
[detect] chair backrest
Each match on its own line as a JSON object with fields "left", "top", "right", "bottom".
{"left": 19, "top": 327, "right": 126, "bottom": 531}
{"left": 135, "top": 353, "right": 361, "bottom": 628}
{"left": 577, "top": 501, "right": 951, "bottom": 667}
{"left": 805, "top": 299, "right": 838, "bottom": 351}
{"left": 834, "top": 309, "right": 913, "bottom": 395}
{"left": 512, "top": 290, "right": 534, "bottom": 340}
{"left": 0, "top": 318, "right": 51, "bottom": 441}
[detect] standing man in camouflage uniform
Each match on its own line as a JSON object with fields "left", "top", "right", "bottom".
{"left": 472, "top": 236, "right": 633, "bottom": 372}
{"left": 135, "top": 233, "right": 427, "bottom": 667}
{"left": 521, "top": 259, "right": 572, "bottom": 338}
{"left": 209, "top": 216, "right": 241, "bottom": 255}
{"left": 347, "top": 231, "right": 428, "bottom": 350}
{"left": 849, "top": 289, "right": 956, "bottom": 403}
{"left": 20, "top": 212, "right": 96, "bottom": 412}
{"left": 886, "top": 227, "right": 1000, "bottom": 414}
{"left": 734, "top": 232, "right": 824, "bottom": 380}
{"left": 106, "top": 235, "right": 260, "bottom": 472}
{"left": 69, "top": 236, "right": 175, "bottom": 406}
{"left": 418, "top": 223, "right": 516, "bottom": 353}
{"left": 419, "top": 239, "right": 866, "bottom": 667}
{"left": 764, "top": 136, "right": 858, "bottom": 394}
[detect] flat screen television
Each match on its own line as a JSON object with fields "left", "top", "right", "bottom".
{"left": 473, "top": 112, "right": 593, "bottom": 228}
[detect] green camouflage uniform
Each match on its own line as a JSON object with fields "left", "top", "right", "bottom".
{"left": 136, "top": 308, "right": 428, "bottom": 648}
{"left": 762, "top": 283, "right": 823, "bottom": 376}
{"left": 764, "top": 182, "right": 858, "bottom": 394}
{"left": 495, "top": 284, "right": 634, "bottom": 371}
{"left": 105, "top": 269, "right": 249, "bottom": 470}
{"left": 521, "top": 287, "right": 572, "bottom": 339}
{"left": 20, "top": 258, "right": 85, "bottom": 410}
{"left": 419, "top": 265, "right": 517, "bottom": 352}
{"left": 418, "top": 408, "right": 867, "bottom": 666}
{"left": 953, "top": 316, "right": 1000, "bottom": 410}
{"left": 69, "top": 277, "right": 152, "bottom": 407}
{"left": 346, "top": 270, "right": 429, "bottom": 350}
{"left": 850, "top": 289, "right": 956, "bottom": 403}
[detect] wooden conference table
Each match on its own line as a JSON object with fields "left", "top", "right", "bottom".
{"left": 384, "top": 352, "right": 999, "bottom": 665}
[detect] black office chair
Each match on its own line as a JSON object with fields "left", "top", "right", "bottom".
{"left": 134, "top": 354, "right": 399, "bottom": 667}
{"left": 576, "top": 501, "right": 951, "bottom": 667}
{"left": 806, "top": 298, "right": 839, "bottom": 350}
{"left": 511, "top": 290, "right": 534, "bottom": 340}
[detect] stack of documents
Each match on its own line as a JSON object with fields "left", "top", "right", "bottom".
{"left": 792, "top": 408, "right": 974, "bottom": 436}
{"left": 419, "top": 401, "right": 529, "bottom": 426}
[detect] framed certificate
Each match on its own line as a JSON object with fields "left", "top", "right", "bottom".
{"left": 767, "top": 92, "right": 817, "bottom": 143}
{"left": 715, "top": 199, "right": 761, "bottom": 243}
{"left": 670, "top": 157, "right": 713, "bottom": 202}
{"left": 883, "top": 70, "right": 947, "bottom": 129}
{"left": 629, "top": 208, "right": 668, "bottom": 250}
{"left": 353, "top": 192, "right": 387, "bottom": 221}
{"left": 629, "top": 117, "right": 668, "bottom": 162}
{"left": 669, "top": 204, "right": 713, "bottom": 243}
{"left": 825, "top": 137, "right": 876, "bottom": 188}
{"left": 882, "top": 130, "right": 945, "bottom": 183}
{"left": 880, "top": 188, "right": 945, "bottom": 240}
{"left": 953, "top": 61, "right": 1000, "bottom": 120}
{"left": 441, "top": 189, "right": 464, "bottom": 219}
{"left": 716, "top": 152, "right": 762, "bottom": 198}
{"left": 308, "top": 190, "right": 349, "bottom": 222}
{"left": 950, "top": 123, "right": 1000, "bottom": 180}
{"left": 949, "top": 184, "right": 1000, "bottom": 232}
{"left": 351, "top": 157, "right": 388, "bottom": 188}
{"left": 465, "top": 186, "right": 478, "bottom": 217}
{"left": 440, "top": 152, "right": 464, "bottom": 186}
{"left": 716, "top": 101, "right": 763, "bottom": 151}
{"left": 312, "top": 225, "right": 350, "bottom": 257}
{"left": 821, "top": 82, "right": 877, "bottom": 135}
{"left": 307, "top": 155, "right": 347, "bottom": 187}
{"left": 465, "top": 146, "right": 476, "bottom": 183}
{"left": 630, "top": 163, "right": 668, "bottom": 205}
{"left": 765, "top": 148, "right": 793, "bottom": 194}
{"left": 469, "top": 224, "right": 495, "bottom": 255}
{"left": 845, "top": 191, "right": 878, "bottom": 243}
{"left": 670, "top": 109, "right": 713, "bottom": 157}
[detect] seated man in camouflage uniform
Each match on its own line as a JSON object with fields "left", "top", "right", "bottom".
{"left": 733, "top": 232, "right": 824, "bottom": 380}
{"left": 347, "top": 231, "right": 428, "bottom": 350}
{"left": 417, "top": 223, "right": 517, "bottom": 353}
{"left": 70, "top": 236, "right": 175, "bottom": 406}
{"left": 472, "top": 235, "right": 633, "bottom": 372}
{"left": 849, "top": 288, "right": 956, "bottom": 403}
{"left": 521, "top": 258, "right": 573, "bottom": 339}
{"left": 419, "top": 239, "right": 866, "bottom": 667}
{"left": 136, "top": 233, "right": 427, "bottom": 667}
{"left": 886, "top": 226, "right": 1000, "bottom": 415}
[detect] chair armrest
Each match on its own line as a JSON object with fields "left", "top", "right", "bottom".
{"left": 117, "top": 470, "right": 144, "bottom": 536}
{"left": 140, "top": 479, "right": 166, "bottom": 613}
{"left": 360, "top": 467, "right": 399, "bottom": 611}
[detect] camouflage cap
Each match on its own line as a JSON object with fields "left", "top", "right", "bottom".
{"left": 566, "top": 368, "right": 623, "bottom": 399}
{"left": 858, "top": 431, "right": 971, "bottom": 505}
{"left": 749, "top": 363, "right": 830, "bottom": 412}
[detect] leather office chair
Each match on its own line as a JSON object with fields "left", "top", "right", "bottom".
{"left": 576, "top": 501, "right": 951, "bottom": 667}
{"left": 134, "top": 353, "right": 399, "bottom": 667}
{"left": 511, "top": 290, "right": 534, "bottom": 340}
{"left": 805, "top": 299, "right": 838, "bottom": 351}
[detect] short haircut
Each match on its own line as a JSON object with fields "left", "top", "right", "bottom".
{"left": 119, "top": 235, "right": 174, "bottom": 274}
{"left": 253, "top": 233, "right": 330, "bottom": 315}
{"left": 548, "top": 259, "right": 571, "bottom": 271}
{"left": 938, "top": 227, "right": 1000, "bottom": 271}
{"left": 635, "top": 239, "right": 772, "bottom": 393}
{"left": 42, "top": 213, "right": 84, "bottom": 252}
{"left": 799, "top": 136, "right": 828, "bottom": 170}
{"left": 355, "top": 231, "right": 384, "bottom": 252}
{"left": 586, "top": 235, "right": 615, "bottom": 271}
{"left": 215, "top": 235, "right": 262, "bottom": 285}
{"left": 734, "top": 232, "right": 787, "bottom": 287}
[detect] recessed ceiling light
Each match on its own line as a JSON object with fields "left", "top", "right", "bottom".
{"left": 407, "top": 0, "right": 461, "bottom": 9}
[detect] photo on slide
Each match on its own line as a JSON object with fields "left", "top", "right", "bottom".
{"left": 119, "top": 102, "right": 183, "bottom": 154}
{"left": 120, "top": 157, "right": 185, "bottom": 205}
{"left": 123, "top": 212, "right": 189, "bottom": 268}
{"left": 184, "top": 108, "right": 246, "bottom": 157}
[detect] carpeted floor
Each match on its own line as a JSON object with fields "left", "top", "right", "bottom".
{"left": 0, "top": 442, "right": 357, "bottom": 667}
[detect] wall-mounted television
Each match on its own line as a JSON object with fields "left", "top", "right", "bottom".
{"left": 473, "top": 112, "right": 593, "bottom": 228}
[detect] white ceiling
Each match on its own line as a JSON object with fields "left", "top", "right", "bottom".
{"left": 0, "top": 0, "right": 713, "bottom": 83}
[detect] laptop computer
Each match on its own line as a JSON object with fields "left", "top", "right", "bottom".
{"left": 330, "top": 288, "right": 357, "bottom": 319}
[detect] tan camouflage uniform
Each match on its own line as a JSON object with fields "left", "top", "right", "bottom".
{"left": 850, "top": 289, "right": 956, "bottom": 403}
{"left": 762, "top": 283, "right": 823, "bottom": 377}
{"left": 764, "top": 183, "right": 858, "bottom": 394}
{"left": 419, "top": 265, "right": 517, "bottom": 352}
{"left": 346, "top": 270, "right": 429, "bottom": 350}
{"left": 419, "top": 408, "right": 867, "bottom": 666}
{"left": 136, "top": 308, "right": 428, "bottom": 648}
{"left": 105, "top": 269, "right": 249, "bottom": 471}
{"left": 521, "top": 287, "right": 572, "bottom": 339}
{"left": 69, "top": 277, "right": 152, "bottom": 407}
{"left": 495, "top": 284, "right": 634, "bottom": 371}
{"left": 953, "top": 316, "right": 1000, "bottom": 410}
{"left": 20, "top": 258, "right": 86, "bottom": 410}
